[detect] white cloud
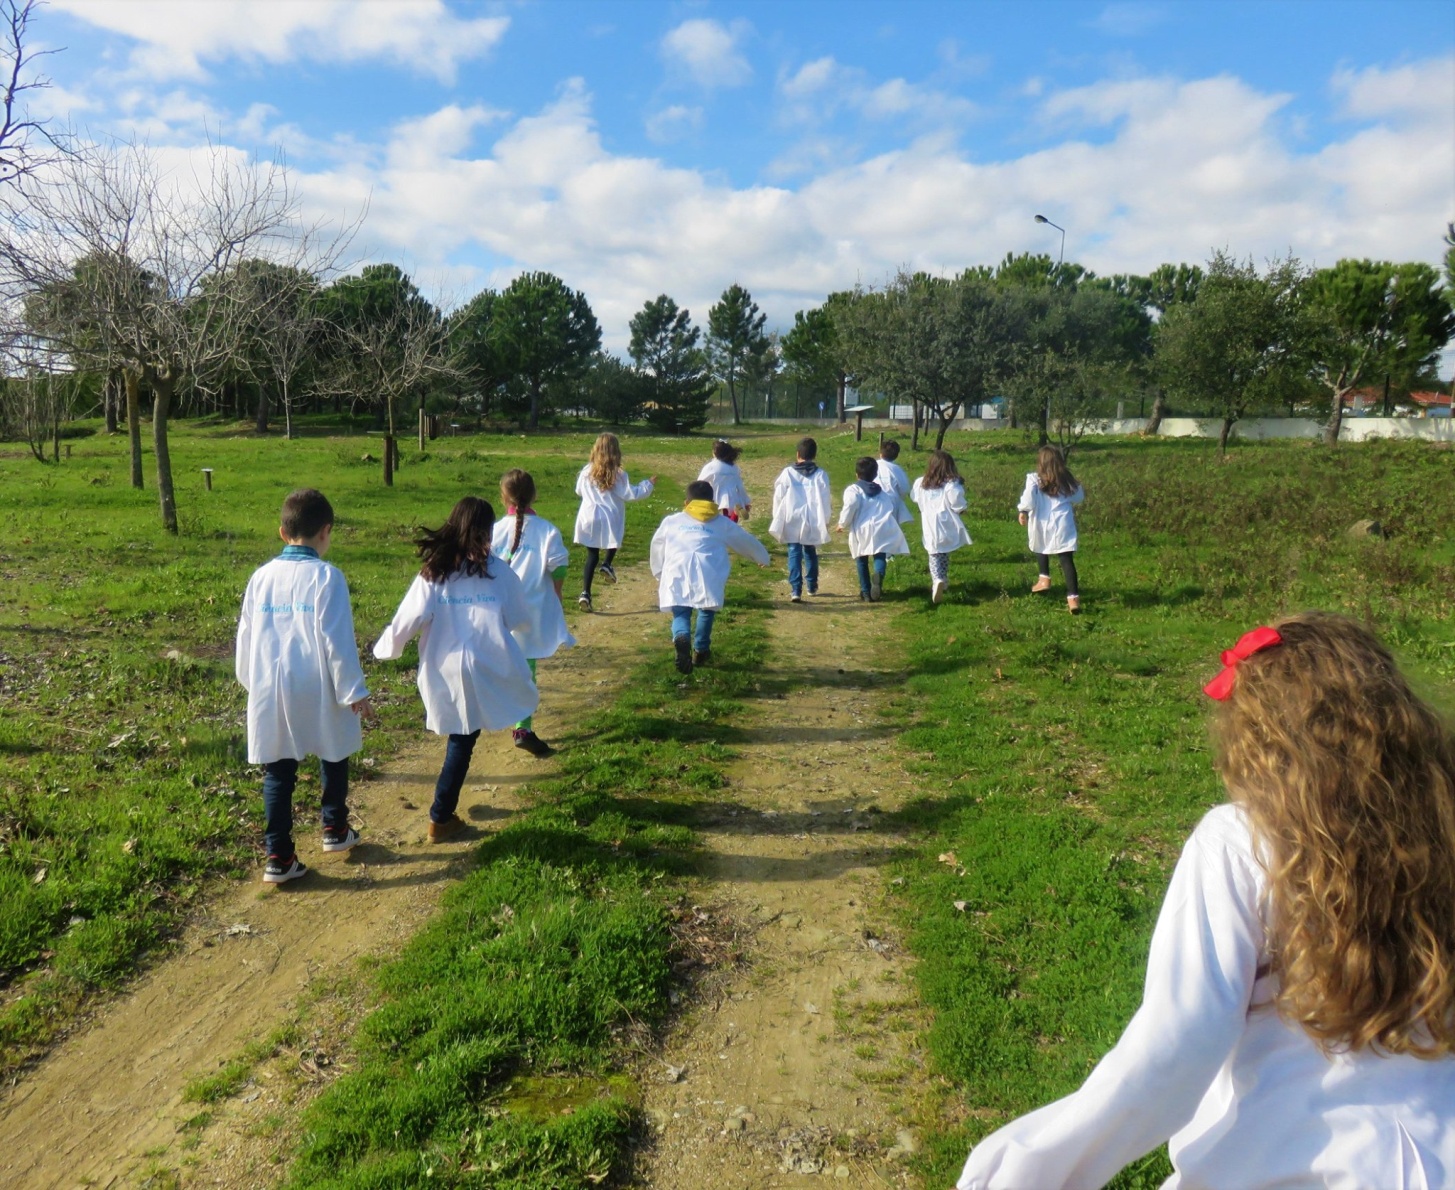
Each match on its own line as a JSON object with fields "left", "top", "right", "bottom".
{"left": 262, "top": 61, "right": 1452, "bottom": 354}
{"left": 1091, "top": 3, "right": 1169, "bottom": 37}
{"left": 50, "top": 0, "right": 509, "bottom": 83}
{"left": 778, "top": 55, "right": 978, "bottom": 130}
{"left": 1333, "top": 56, "right": 1455, "bottom": 121}
{"left": 645, "top": 104, "right": 704, "bottom": 144}
{"left": 660, "top": 18, "right": 752, "bottom": 89}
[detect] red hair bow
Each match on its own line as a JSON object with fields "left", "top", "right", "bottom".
{"left": 1203, "top": 626, "right": 1283, "bottom": 700}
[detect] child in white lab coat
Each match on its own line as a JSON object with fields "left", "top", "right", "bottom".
{"left": 911, "top": 449, "right": 972, "bottom": 604}
{"left": 1018, "top": 445, "right": 1085, "bottom": 614}
{"left": 492, "top": 468, "right": 574, "bottom": 757}
{"left": 768, "top": 437, "right": 832, "bottom": 603}
{"left": 374, "top": 497, "right": 537, "bottom": 843}
{"left": 958, "top": 613, "right": 1455, "bottom": 1190}
{"left": 573, "top": 432, "right": 655, "bottom": 611}
{"left": 697, "top": 439, "right": 751, "bottom": 521}
{"left": 837, "top": 456, "right": 909, "bottom": 602}
{"left": 235, "top": 489, "right": 372, "bottom": 884}
{"left": 874, "top": 439, "right": 914, "bottom": 526}
{"left": 650, "top": 480, "right": 771, "bottom": 673}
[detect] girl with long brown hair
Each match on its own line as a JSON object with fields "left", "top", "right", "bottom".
{"left": 571, "top": 432, "right": 656, "bottom": 611}
{"left": 958, "top": 612, "right": 1455, "bottom": 1189}
{"left": 911, "top": 448, "right": 971, "bottom": 604}
{"left": 697, "top": 439, "right": 751, "bottom": 522}
{"left": 1017, "top": 444, "right": 1084, "bottom": 613}
{"left": 374, "top": 497, "right": 538, "bottom": 842}
{"left": 491, "top": 469, "right": 574, "bottom": 757}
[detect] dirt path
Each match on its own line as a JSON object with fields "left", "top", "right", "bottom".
{"left": 0, "top": 567, "right": 662, "bottom": 1190}
{"left": 636, "top": 545, "right": 930, "bottom": 1188}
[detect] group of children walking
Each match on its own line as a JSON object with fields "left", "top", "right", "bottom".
{"left": 235, "top": 431, "right": 1084, "bottom": 882}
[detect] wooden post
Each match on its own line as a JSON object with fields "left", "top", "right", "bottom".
{"left": 383, "top": 435, "right": 394, "bottom": 487}
{"left": 65, "top": 444, "right": 71, "bottom": 460}
{"left": 878, "top": 430, "right": 885, "bottom": 450}
{"left": 201, "top": 468, "right": 213, "bottom": 490}
{"left": 418, "top": 407, "right": 426, "bottom": 453}
{"left": 855, "top": 410, "right": 865, "bottom": 441}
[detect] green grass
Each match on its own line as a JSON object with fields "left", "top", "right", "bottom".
{"left": 0, "top": 417, "right": 735, "bottom": 1072}
{"left": 861, "top": 432, "right": 1455, "bottom": 1186}
{"left": 284, "top": 574, "right": 773, "bottom": 1188}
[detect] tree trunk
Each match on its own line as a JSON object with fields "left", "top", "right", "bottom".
{"left": 528, "top": 377, "right": 541, "bottom": 431}
{"left": 1323, "top": 387, "right": 1346, "bottom": 447}
{"left": 836, "top": 372, "right": 847, "bottom": 423}
{"left": 1382, "top": 373, "right": 1392, "bottom": 418}
{"left": 727, "top": 375, "right": 740, "bottom": 426}
{"left": 282, "top": 376, "right": 294, "bottom": 440}
{"left": 52, "top": 395, "right": 60, "bottom": 462}
{"left": 1039, "top": 393, "right": 1050, "bottom": 446}
{"left": 910, "top": 399, "right": 921, "bottom": 450}
{"left": 383, "top": 434, "right": 394, "bottom": 486}
{"left": 125, "top": 370, "right": 144, "bottom": 489}
{"left": 151, "top": 374, "right": 179, "bottom": 534}
{"left": 934, "top": 404, "right": 959, "bottom": 450}
{"left": 1143, "top": 388, "right": 1167, "bottom": 436}
{"left": 1218, "top": 416, "right": 1234, "bottom": 457}
{"left": 104, "top": 370, "right": 119, "bottom": 434}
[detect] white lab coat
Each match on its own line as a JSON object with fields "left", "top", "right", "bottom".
{"left": 491, "top": 515, "right": 576, "bottom": 661}
{"left": 912, "top": 478, "right": 972, "bottom": 553}
{"left": 957, "top": 804, "right": 1455, "bottom": 1190}
{"left": 373, "top": 564, "right": 538, "bottom": 735}
{"left": 573, "top": 466, "right": 654, "bottom": 549}
{"left": 650, "top": 512, "right": 770, "bottom": 610}
{"left": 697, "top": 458, "right": 751, "bottom": 512}
{"left": 235, "top": 553, "right": 369, "bottom": 765}
{"left": 875, "top": 458, "right": 914, "bottom": 524}
{"left": 1018, "top": 473, "right": 1083, "bottom": 555}
{"left": 769, "top": 464, "right": 832, "bottom": 546}
{"left": 839, "top": 483, "right": 910, "bottom": 558}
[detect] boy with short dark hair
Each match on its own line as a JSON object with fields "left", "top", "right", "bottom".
{"left": 651, "top": 480, "right": 770, "bottom": 673}
{"left": 236, "top": 489, "right": 372, "bottom": 884}
{"left": 836, "top": 456, "right": 910, "bottom": 601}
{"left": 876, "top": 439, "right": 914, "bottom": 525}
{"left": 768, "top": 437, "right": 832, "bottom": 602}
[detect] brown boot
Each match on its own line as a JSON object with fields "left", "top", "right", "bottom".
{"left": 1067, "top": 595, "right": 1081, "bottom": 614}
{"left": 1031, "top": 575, "right": 1052, "bottom": 594}
{"left": 427, "top": 814, "right": 467, "bottom": 844}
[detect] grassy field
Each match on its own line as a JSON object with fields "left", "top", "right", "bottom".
{"left": 4, "top": 419, "right": 1455, "bottom": 1185}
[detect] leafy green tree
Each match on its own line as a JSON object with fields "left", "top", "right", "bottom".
{"left": 227, "top": 259, "right": 322, "bottom": 438}
{"left": 629, "top": 294, "right": 713, "bottom": 434}
{"left": 782, "top": 305, "right": 838, "bottom": 416}
{"left": 1307, "top": 259, "right": 1452, "bottom": 441}
{"left": 706, "top": 283, "right": 768, "bottom": 425}
{"left": 1155, "top": 252, "right": 1313, "bottom": 454}
{"left": 1444, "top": 223, "right": 1455, "bottom": 291}
{"left": 491, "top": 271, "right": 600, "bottom": 431}
{"left": 446, "top": 287, "right": 504, "bottom": 419}
{"left": 577, "top": 352, "right": 646, "bottom": 425}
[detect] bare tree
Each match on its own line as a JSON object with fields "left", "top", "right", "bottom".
{"left": 0, "top": 0, "right": 66, "bottom": 188}
{"left": 1, "top": 140, "right": 335, "bottom": 530}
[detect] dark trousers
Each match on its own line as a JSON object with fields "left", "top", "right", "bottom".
{"left": 786, "top": 543, "right": 818, "bottom": 595}
{"left": 855, "top": 553, "right": 887, "bottom": 594}
{"left": 1037, "top": 552, "right": 1079, "bottom": 596}
{"left": 581, "top": 546, "right": 617, "bottom": 595}
{"left": 431, "top": 730, "right": 481, "bottom": 823}
{"left": 262, "top": 757, "right": 349, "bottom": 860}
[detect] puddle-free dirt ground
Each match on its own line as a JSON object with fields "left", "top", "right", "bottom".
{"left": 2, "top": 444, "right": 933, "bottom": 1188}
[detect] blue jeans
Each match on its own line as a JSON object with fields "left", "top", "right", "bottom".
{"left": 262, "top": 757, "right": 349, "bottom": 860}
{"left": 786, "top": 543, "right": 819, "bottom": 595}
{"left": 670, "top": 606, "right": 717, "bottom": 653}
{"left": 855, "top": 553, "right": 887, "bottom": 595}
{"left": 431, "top": 730, "right": 480, "bottom": 823}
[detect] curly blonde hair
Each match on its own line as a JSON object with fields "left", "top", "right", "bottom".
{"left": 1213, "top": 612, "right": 1455, "bottom": 1056}
{"left": 588, "top": 432, "right": 623, "bottom": 492}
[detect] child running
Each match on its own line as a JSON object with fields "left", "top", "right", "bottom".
{"left": 491, "top": 469, "right": 574, "bottom": 757}
{"left": 374, "top": 497, "right": 537, "bottom": 843}
{"left": 769, "top": 436, "right": 832, "bottom": 603}
{"left": 1017, "top": 444, "right": 1084, "bottom": 614}
{"left": 236, "top": 488, "right": 372, "bottom": 884}
{"left": 911, "top": 448, "right": 971, "bottom": 604}
{"left": 573, "top": 432, "right": 655, "bottom": 612}
{"left": 697, "top": 439, "right": 751, "bottom": 521}
{"left": 875, "top": 439, "right": 914, "bottom": 526}
{"left": 957, "top": 613, "right": 1455, "bottom": 1189}
{"left": 650, "top": 480, "right": 770, "bottom": 674}
{"left": 836, "top": 456, "right": 909, "bottom": 602}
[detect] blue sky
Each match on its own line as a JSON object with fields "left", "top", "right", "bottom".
{"left": 34, "top": 1, "right": 1455, "bottom": 353}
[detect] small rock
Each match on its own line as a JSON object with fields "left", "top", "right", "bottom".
{"left": 835, "top": 1166, "right": 851, "bottom": 1180}
{"left": 725, "top": 1116, "right": 746, "bottom": 1132}
{"left": 1347, "top": 518, "right": 1384, "bottom": 539}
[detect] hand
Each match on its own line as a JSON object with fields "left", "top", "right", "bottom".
{"left": 1018, "top": 512, "right": 1027, "bottom": 526}
{"left": 649, "top": 475, "right": 658, "bottom": 484}
{"left": 742, "top": 505, "right": 751, "bottom": 521}
{"left": 352, "top": 697, "right": 377, "bottom": 723}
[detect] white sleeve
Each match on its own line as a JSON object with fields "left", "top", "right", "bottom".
{"left": 575, "top": 467, "right": 588, "bottom": 498}
{"left": 234, "top": 578, "right": 254, "bottom": 691}
{"left": 957, "top": 811, "right": 1264, "bottom": 1190}
{"left": 838, "top": 486, "right": 859, "bottom": 529}
{"left": 623, "top": 471, "right": 654, "bottom": 501}
{"left": 947, "top": 481, "right": 969, "bottom": 514}
{"left": 733, "top": 468, "right": 750, "bottom": 508}
{"left": 649, "top": 520, "right": 669, "bottom": 577}
{"left": 772, "top": 470, "right": 789, "bottom": 516}
{"left": 319, "top": 568, "right": 369, "bottom": 707}
{"left": 1070, "top": 484, "right": 1085, "bottom": 507}
{"left": 1017, "top": 475, "right": 1037, "bottom": 514}
{"left": 816, "top": 472, "right": 833, "bottom": 524}
{"left": 500, "top": 566, "right": 533, "bottom": 635}
{"left": 723, "top": 521, "right": 771, "bottom": 566}
{"left": 544, "top": 525, "right": 570, "bottom": 573}
{"left": 373, "top": 575, "right": 432, "bottom": 661}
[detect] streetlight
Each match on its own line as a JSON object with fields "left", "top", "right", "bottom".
{"left": 1034, "top": 214, "right": 1065, "bottom": 268}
